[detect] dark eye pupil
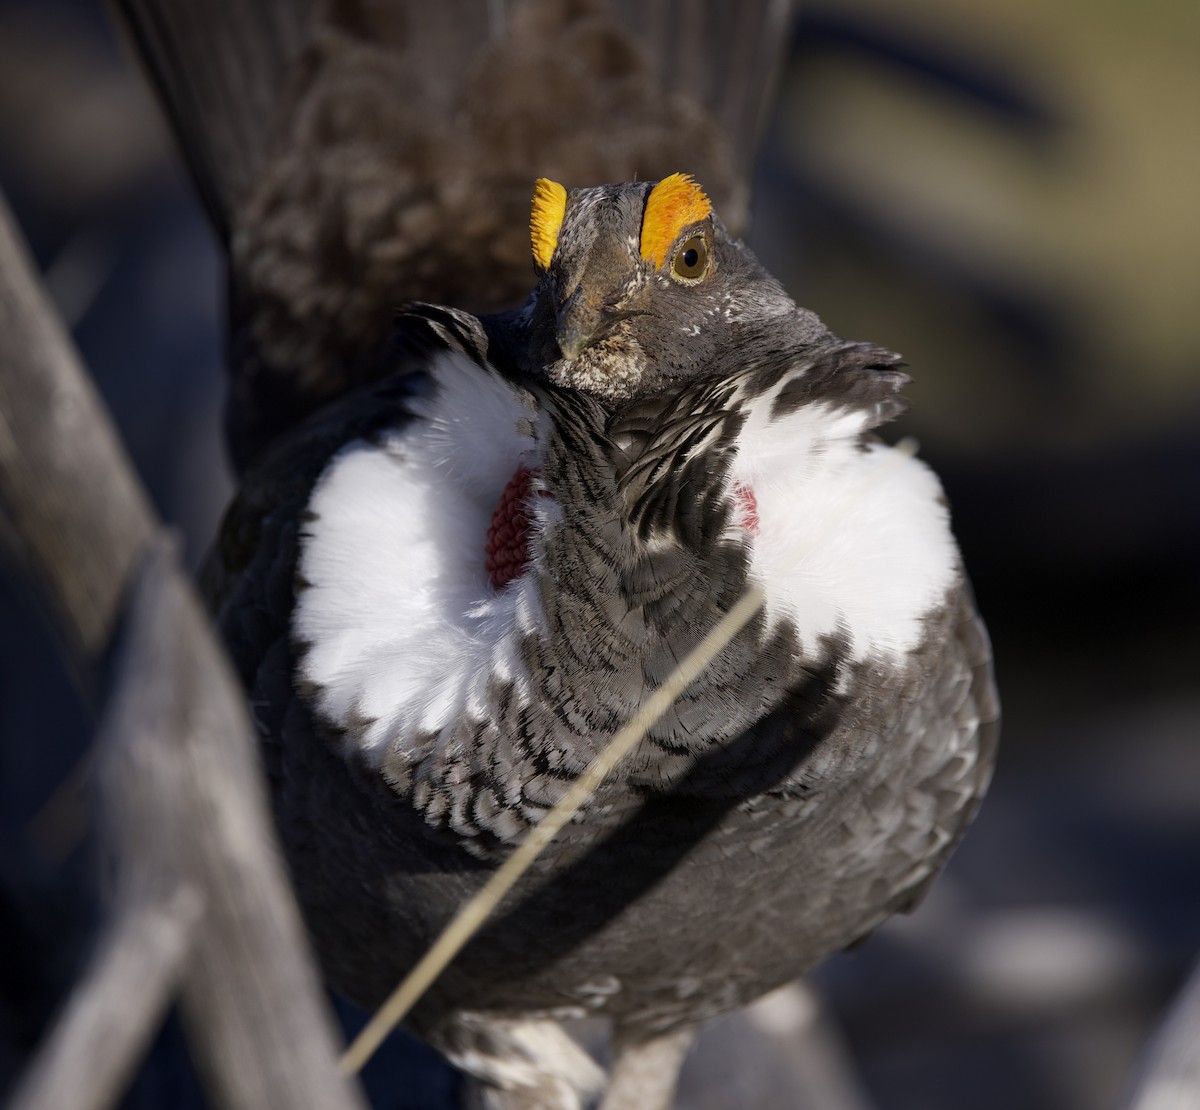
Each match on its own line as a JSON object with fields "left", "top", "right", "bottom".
{"left": 673, "top": 237, "right": 708, "bottom": 281}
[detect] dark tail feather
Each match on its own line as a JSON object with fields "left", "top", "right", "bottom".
{"left": 113, "top": 0, "right": 313, "bottom": 242}
{"left": 115, "top": 0, "right": 799, "bottom": 472}
{"left": 615, "top": 0, "right": 797, "bottom": 186}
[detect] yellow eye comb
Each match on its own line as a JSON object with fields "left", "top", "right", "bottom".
{"left": 640, "top": 173, "right": 712, "bottom": 269}
{"left": 530, "top": 178, "right": 567, "bottom": 270}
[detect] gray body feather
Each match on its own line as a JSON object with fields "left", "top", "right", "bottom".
{"left": 119, "top": 2, "right": 999, "bottom": 1103}
{"left": 206, "top": 302, "right": 999, "bottom": 1047}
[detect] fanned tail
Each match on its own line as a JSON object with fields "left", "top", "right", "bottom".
{"left": 115, "top": 0, "right": 799, "bottom": 472}
{"left": 114, "top": 0, "right": 313, "bottom": 241}
{"left": 612, "top": 0, "right": 796, "bottom": 185}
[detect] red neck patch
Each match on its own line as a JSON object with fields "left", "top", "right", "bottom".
{"left": 486, "top": 468, "right": 758, "bottom": 589}
{"left": 486, "top": 466, "right": 545, "bottom": 589}
{"left": 733, "top": 483, "right": 760, "bottom": 534}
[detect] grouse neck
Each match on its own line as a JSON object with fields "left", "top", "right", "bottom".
{"left": 291, "top": 345, "right": 961, "bottom": 802}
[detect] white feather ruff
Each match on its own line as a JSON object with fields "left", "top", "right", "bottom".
{"left": 295, "top": 352, "right": 958, "bottom": 766}
{"left": 294, "top": 353, "right": 545, "bottom": 765}
{"left": 728, "top": 394, "right": 958, "bottom": 661}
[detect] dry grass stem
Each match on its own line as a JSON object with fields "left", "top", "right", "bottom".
{"left": 342, "top": 435, "right": 922, "bottom": 1073}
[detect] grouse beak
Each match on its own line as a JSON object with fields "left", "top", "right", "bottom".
{"left": 556, "top": 288, "right": 637, "bottom": 361}
{"left": 557, "top": 321, "right": 592, "bottom": 361}
{"left": 555, "top": 287, "right": 601, "bottom": 361}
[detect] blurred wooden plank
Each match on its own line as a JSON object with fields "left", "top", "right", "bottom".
{"left": 0, "top": 188, "right": 366, "bottom": 1110}
{"left": 1124, "top": 955, "right": 1200, "bottom": 1110}
{"left": 0, "top": 190, "right": 155, "bottom": 684}
{"left": 6, "top": 886, "right": 203, "bottom": 1110}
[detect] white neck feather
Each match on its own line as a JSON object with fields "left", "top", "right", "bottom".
{"left": 293, "top": 352, "right": 959, "bottom": 768}
{"left": 728, "top": 390, "right": 958, "bottom": 661}
{"left": 293, "top": 354, "right": 547, "bottom": 765}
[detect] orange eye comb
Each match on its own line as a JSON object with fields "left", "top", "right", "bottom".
{"left": 640, "top": 173, "right": 712, "bottom": 269}
{"left": 530, "top": 178, "right": 567, "bottom": 270}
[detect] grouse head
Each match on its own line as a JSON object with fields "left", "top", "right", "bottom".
{"left": 521, "top": 174, "right": 830, "bottom": 399}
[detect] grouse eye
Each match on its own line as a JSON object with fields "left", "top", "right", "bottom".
{"left": 671, "top": 235, "right": 709, "bottom": 283}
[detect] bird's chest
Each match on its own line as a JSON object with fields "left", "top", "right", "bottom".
{"left": 305, "top": 644, "right": 955, "bottom": 1026}
{"left": 289, "top": 354, "right": 958, "bottom": 844}
{"left": 265, "top": 353, "right": 976, "bottom": 1024}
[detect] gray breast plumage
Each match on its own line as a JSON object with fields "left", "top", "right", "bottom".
{"left": 205, "top": 311, "right": 999, "bottom": 1043}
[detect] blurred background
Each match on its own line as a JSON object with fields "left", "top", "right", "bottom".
{"left": 0, "top": 1, "right": 1197, "bottom": 1107}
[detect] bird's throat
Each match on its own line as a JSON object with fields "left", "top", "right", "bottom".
{"left": 486, "top": 466, "right": 549, "bottom": 589}
{"left": 485, "top": 467, "right": 760, "bottom": 590}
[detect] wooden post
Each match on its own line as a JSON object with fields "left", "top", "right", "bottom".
{"left": 0, "top": 191, "right": 366, "bottom": 1110}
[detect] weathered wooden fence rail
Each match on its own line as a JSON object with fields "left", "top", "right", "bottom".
{"left": 0, "top": 190, "right": 364, "bottom": 1110}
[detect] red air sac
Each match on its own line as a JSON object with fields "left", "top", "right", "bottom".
{"left": 486, "top": 466, "right": 540, "bottom": 589}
